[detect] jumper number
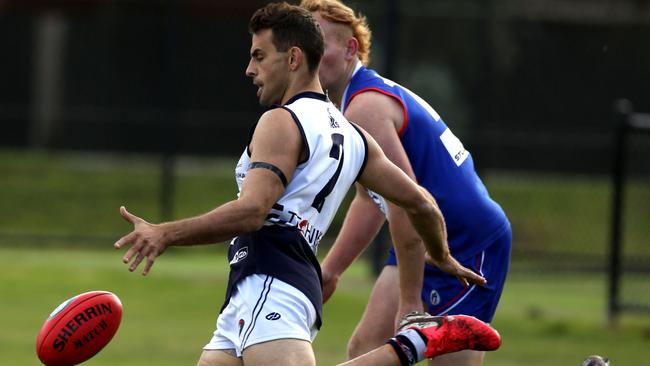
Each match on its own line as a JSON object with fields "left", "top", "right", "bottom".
{"left": 311, "top": 133, "right": 344, "bottom": 212}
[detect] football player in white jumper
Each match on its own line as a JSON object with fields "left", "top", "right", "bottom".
{"left": 114, "top": 3, "right": 499, "bottom": 366}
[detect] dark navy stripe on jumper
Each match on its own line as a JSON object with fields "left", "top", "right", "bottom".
{"left": 277, "top": 105, "right": 310, "bottom": 165}
{"left": 348, "top": 121, "right": 369, "bottom": 182}
{"left": 283, "top": 91, "right": 327, "bottom": 105}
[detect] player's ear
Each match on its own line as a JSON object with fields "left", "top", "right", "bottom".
{"left": 288, "top": 47, "right": 302, "bottom": 71}
{"left": 345, "top": 37, "right": 359, "bottom": 60}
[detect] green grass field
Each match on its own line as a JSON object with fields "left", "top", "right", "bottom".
{"left": 2, "top": 246, "right": 650, "bottom": 366}
{"left": 2, "top": 149, "right": 649, "bottom": 258}
{"left": 1, "top": 148, "right": 649, "bottom": 365}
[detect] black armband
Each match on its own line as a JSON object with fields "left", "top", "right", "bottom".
{"left": 249, "top": 162, "right": 288, "bottom": 187}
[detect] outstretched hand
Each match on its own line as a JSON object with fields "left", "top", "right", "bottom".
{"left": 114, "top": 206, "right": 168, "bottom": 276}
{"left": 426, "top": 252, "right": 487, "bottom": 288}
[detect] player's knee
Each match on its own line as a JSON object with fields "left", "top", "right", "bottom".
{"left": 346, "top": 336, "right": 363, "bottom": 359}
{"left": 429, "top": 350, "right": 484, "bottom": 366}
{"left": 347, "top": 333, "right": 378, "bottom": 360}
{"left": 196, "top": 349, "right": 240, "bottom": 366}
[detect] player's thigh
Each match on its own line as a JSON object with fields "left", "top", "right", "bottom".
{"left": 429, "top": 350, "right": 484, "bottom": 366}
{"left": 242, "top": 339, "right": 315, "bottom": 366}
{"left": 197, "top": 349, "right": 242, "bottom": 366}
{"left": 204, "top": 274, "right": 318, "bottom": 358}
{"left": 348, "top": 266, "right": 400, "bottom": 354}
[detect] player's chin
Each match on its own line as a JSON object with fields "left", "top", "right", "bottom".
{"left": 258, "top": 99, "right": 271, "bottom": 107}
{"left": 258, "top": 94, "right": 279, "bottom": 107}
{"left": 257, "top": 93, "right": 271, "bottom": 107}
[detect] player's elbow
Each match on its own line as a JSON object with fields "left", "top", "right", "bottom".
{"left": 237, "top": 201, "right": 269, "bottom": 232}
{"left": 406, "top": 200, "right": 437, "bottom": 219}
{"left": 403, "top": 193, "right": 442, "bottom": 224}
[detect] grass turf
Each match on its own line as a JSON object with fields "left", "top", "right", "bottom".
{"left": 2, "top": 246, "right": 650, "bottom": 366}
{"left": 2, "top": 148, "right": 649, "bottom": 365}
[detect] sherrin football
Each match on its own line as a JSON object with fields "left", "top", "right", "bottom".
{"left": 36, "top": 291, "right": 123, "bottom": 366}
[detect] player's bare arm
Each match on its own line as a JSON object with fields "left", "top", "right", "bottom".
{"left": 357, "top": 128, "right": 487, "bottom": 287}
{"left": 321, "top": 182, "right": 385, "bottom": 302}
{"left": 114, "top": 108, "right": 303, "bottom": 275}
{"left": 346, "top": 91, "right": 427, "bottom": 317}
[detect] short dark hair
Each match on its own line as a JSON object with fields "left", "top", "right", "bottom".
{"left": 249, "top": 2, "right": 324, "bottom": 74}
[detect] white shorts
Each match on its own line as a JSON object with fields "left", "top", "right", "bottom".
{"left": 203, "top": 274, "right": 319, "bottom": 357}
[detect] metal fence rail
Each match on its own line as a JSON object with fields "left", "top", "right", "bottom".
{"left": 609, "top": 99, "right": 650, "bottom": 323}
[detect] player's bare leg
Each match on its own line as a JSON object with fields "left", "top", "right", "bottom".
{"left": 348, "top": 266, "right": 400, "bottom": 358}
{"left": 197, "top": 349, "right": 242, "bottom": 366}
{"left": 430, "top": 350, "right": 485, "bottom": 366}
{"left": 344, "top": 313, "right": 500, "bottom": 366}
{"left": 347, "top": 267, "right": 491, "bottom": 366}
{"left": 242, "top": 339, "right": 316, "bottom": 366}
{"left": 338, "top": 344, "right": 401, "bottom": 366}
{"left": 342, "top": 346, "right": 484, "bottom": 366}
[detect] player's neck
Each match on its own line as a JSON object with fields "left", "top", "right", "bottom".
{"left": 280, "top": 73, "right": 324, "bottom": 105}
{"left": 328, "top": 59, "right": 358, "bottom": 108}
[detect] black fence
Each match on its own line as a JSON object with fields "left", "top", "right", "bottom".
{"left": 609, "top": 99, "right": 650, "bottom": 322}
{"left": 2, "top": 0, "right": 650, "bottom": 174}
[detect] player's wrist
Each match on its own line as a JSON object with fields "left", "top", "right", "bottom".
{"left": 158, "top": 222, "right": 180, "bottom": 248}
{"left": 321, "top": 254, "right": 349, "bottom": 278}
{"left": 428, "top": 248, "right": 450, "bottom": 264}
{"left": 322, "top": 264, "right": 343, "bottom": 281}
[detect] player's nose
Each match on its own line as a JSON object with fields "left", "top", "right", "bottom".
{"left": 245, "top": 59, "right": 256, "bottom": 77}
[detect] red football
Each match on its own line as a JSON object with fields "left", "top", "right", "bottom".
{"left": 36, "top": 291, "right": 123, "bottom": 366}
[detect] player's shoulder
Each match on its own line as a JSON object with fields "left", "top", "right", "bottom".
{"left": 250, "top": 107, "right": 306, "bottom": 158}
{"left": 352, "top": 66, "right": 399, "bottom": 89}
{"left": 251, "top": 108, "right": 303, "bottom": 143}
{"left": 257, "top": 106, "right": 296, "bottom": 128}
{"left": 345, "top": 88, "right": 404, "bottom": 125}
{"left": 349, "top": 88, "right": 395, "bottom": 106}
{"left": 348, "top": 70, "right": 402, "bottom": 106}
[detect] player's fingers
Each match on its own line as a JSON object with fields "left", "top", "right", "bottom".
{"left": 129, "top": 252, "right": 145, "bottom": 272}
{"left": 461, "top": 268, "right": 487, "bottom": 286}
{"left": 445, "top": 257, "right": 487, "bottom": 286}
{"left": 114, "top": 231, "right": 136, "bottom": 249}
{"left": 122, "top": 241, "right": 143, "bottom": 263}
{"left": 457, "top": 276, "right": 470, "bottom": 288}
{"left": 119, "top": 206, "right": 132, "bottom": 223}
{"left": 119, "top": 206, "right": 143, "bottom": 225}
{"left": 142, "top": 253, "right": 157, "bottom": 276}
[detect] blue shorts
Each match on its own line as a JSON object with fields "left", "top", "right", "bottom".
{"left": 385, "top": 224, "right": 511, "bottom": 323}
